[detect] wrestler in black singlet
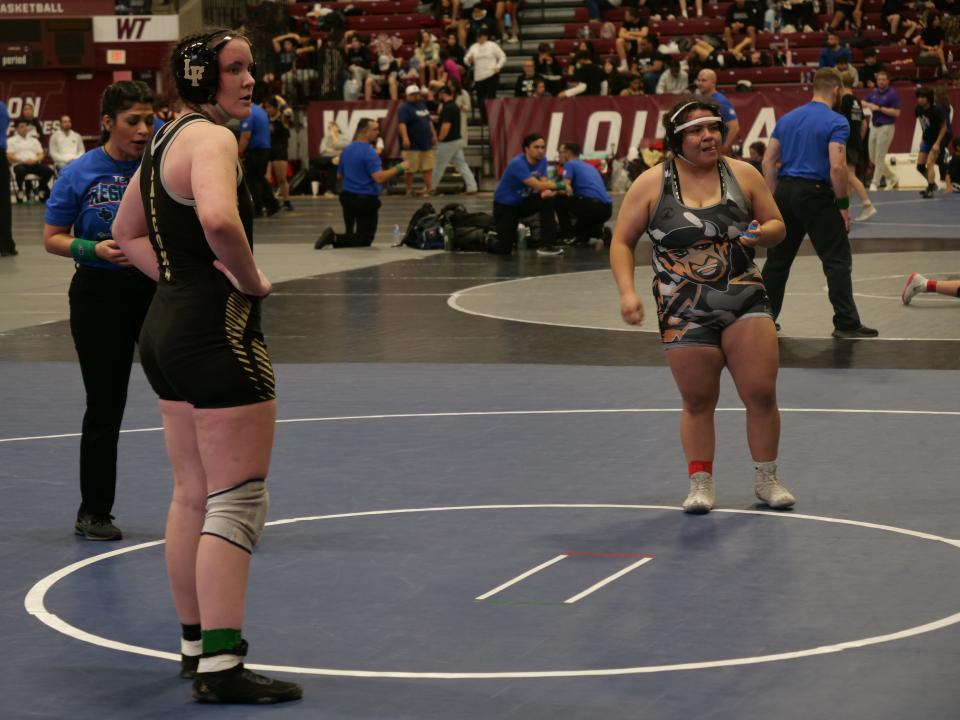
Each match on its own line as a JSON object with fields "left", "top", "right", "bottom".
{"left": 648, "top": 158, "right": 772, "bottom": 347}
{"left": 138, "top": 113, "right": 276, "bottom": 408}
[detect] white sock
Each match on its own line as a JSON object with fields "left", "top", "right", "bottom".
{"left": 754, "top": 460, "right": 777, "bottom": 474}
{"left": 181, "top": 638, "right": 202, "bottom": 657}
{"left": 198, "top": 654, "right": 242, "bottom": 673}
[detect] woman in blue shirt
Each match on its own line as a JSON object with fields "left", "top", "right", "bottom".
{"left": 41, "top": 81, "right": 156, "bottom": 541}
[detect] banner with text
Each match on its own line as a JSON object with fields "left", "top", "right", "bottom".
{"left": 487, "top": 90, "right": 960, "bottom": 177}
{"left": 306, "top": 99, "right": 402, "bottom": 158}
{"left": 0, "top": 1, "right": 114, "bottom": 16}
{"left": 93, "top": 15, "right": 179, "bottom": 42}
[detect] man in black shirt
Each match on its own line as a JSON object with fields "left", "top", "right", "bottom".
{"left": 514, "top": 59, "right": 541, "bottom": 97}
{"left": 432, "top": 84, "right": 478, "bottom": 193}
{"left": 464, "top": 6, "right": 499, "bottom": 46}
{"left": 559, "top": 53, "right": 604, "bottom": 97}
{"left": 724, "top": 0, "right": 762, "bottom": 50}
{"left": 616, "top": 6, "right": 650, "bottom": 72}
{"left": 915, "top": 87, "right": 947, "bottom": 198}
{"left": 533, "top": 43, "right": 564, "bottom": 96}
{"left": 858, "top": 48, "right": 885, "bottom": 88}
{"left": 633, "top": 37, "right": 666, "bottom": 94}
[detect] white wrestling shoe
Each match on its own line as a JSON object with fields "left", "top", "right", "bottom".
{"left": 901, "top": 272, "right": 927, "bottom": 305}
{"left": 682, "top": 472, "right": 715, "bottom": 514}
{"left": 854, "top": 204, "right": 877, "bottom": 222}
{"left": 754, "top": 463, "right": 795, "bottom": 509}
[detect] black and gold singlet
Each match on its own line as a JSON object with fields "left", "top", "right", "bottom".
{"left": 137, "top": 113, "right": 276, "bottom": 408}
{"left": 648, "top": 159, "right": 772, "bottom": 347}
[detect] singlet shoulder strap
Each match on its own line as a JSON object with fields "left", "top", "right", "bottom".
{"left": 151, "top": 113, "right": 210, "bottom": 208}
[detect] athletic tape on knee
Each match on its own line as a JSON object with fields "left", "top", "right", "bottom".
{"left": 202, "top": 479, "right": 269, "bottom": 553}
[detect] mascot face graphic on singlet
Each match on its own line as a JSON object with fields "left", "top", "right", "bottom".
{"left": 660, "top": 237, "right": 733, "bottom": 288}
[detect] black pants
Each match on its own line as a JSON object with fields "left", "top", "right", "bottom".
{"left": 69, "top": 266, "right": 156, "bottom": 517}
{"left": 761, "top": 177, "right": 862, "bottom": 330}
{"left": 492, "top": 195, "right": 557, "bottom": 255}
{"left": 337, "top": 192, "right": 381, "bottom": 247}
{"left": 555, "top": 195, "right": 612, "bottom": 243}
{"left": 14, "top": 162, "right": 54, "bottom": 198}
{"left": 0, "top": 159, "right": 14, "bottom": 254}
{"left": 244, "top": 148, "right": 280, "bottom": 215}
{"left": 474, "top": 75, "right": 499, "bottom": 123}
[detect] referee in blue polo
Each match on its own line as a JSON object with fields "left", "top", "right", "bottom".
{"left": 760, "top": 67, "right": 877, "bottom": 339}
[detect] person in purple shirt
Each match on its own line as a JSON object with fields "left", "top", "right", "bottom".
{"left": 818, "top": 33, "right": 851, "bottom": 68}
{"left": 862, "top": 70, "right": 902, "bottom": 190}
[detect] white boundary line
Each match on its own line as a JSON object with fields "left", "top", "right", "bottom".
{"left": 563, "top": 557, "right": 654, "bottom": 604}
{"left": 475, "top": 555, "right": 567, "bottom": 600}
{"left": 3, "top": 406, "right": 960, "bottom": 445}
{"left": 23, "top": 503, "right": 960, "bottom": 680}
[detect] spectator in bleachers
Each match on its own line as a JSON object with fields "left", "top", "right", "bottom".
{"left": 532, "top": 79, "right": 552, "bottom": 97}
{"left": 601, "top": 59, "right": 629, "bottom": 95}
{"left": 366, "top": 54, "right": 401, "bottom": 100}
{"left": 839, "top": 75, "right": 876, "bottom": 220}
{"left": 679, "top": 0, "right": 704, "bottom": 19}
{"left": 272, "top": 32, "right": 318, "bottom": 104}
{"left": 415, "top": 30, "right": 442, "bottom": 87}
{"left": 533, "top": 42, "right": 564, "bottom": 95}
{"left": 835, "top": 56, "right": 859, "bottom": 87}
{"left": 432, "top": 84, "right": 479, "bottom": 194}
{"left": 342, "top": 33, "right": 372, "bottom": 101}
{"left": 398, "top": 85, "right": 438, "bottom": 195}
{"left": 587, "top": 0, "right": 624, "bottom": 21}
{"left": 616, "top": 6, "right": 650, "bottom": 72}
{"left": 631, "top": 36, "right": 667, "bottom": 94}
{"left": 656, "top": 58, "right": 690, "bottom": 94}
{"left": 916, "top": 10, "right": 948, "bottom": 73}
{"left": 8, "top": 119, "right": 54, "bottom": 202}
{"left": 49, "top": 115, "right": 85, "bottom": 171}
{"left": 781, "top": 0, "right": 816, "bottom": 33}
{"left": 818, "top": 33, "right": 851, "bottom": 68}
{"left": 445, "top": 28, "right": 467, "bottom": 68}
{"left": 914, "top": 87, "right": 947, "bottom": 198}
{"left": 862, "top": 70, "right": 901, "bottom": 190}
{"left": 435, "top": 49, "right": 464, "bottom": 88}
{"left": 463, "top": 4, "right": 501, "bottom": 47}
{"left": 560, "top": 52, "right": 605, "bottom": 97}
{"left": 724, "top": 0, "right": 763, "bottom": 51}
{"left": 694, "top": 69, "right": 740, "bottom": 155}
{"left": 829, "top": 0, "right": 862, "bottom": 32}
{"left": 882, "top": 0, "right": 905, "bottom": 36}
{"left": 621, "top": 75, "right": 645, "bottom": 95}
{"left": 465, "top": 28, "right": 506, "bottom": 122}
{"left": 858, "top": 47, "right": 885, "bottom": 88}
{"left": 515, "top": 59, "right": 542, "bottom": 96}
{"left": 20, "top": 103, "right": 43, "bottom": 140}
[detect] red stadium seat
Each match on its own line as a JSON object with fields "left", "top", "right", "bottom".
{"left": 553, "top": 38, "right": 617, "bottom": 55}
{"left": 345, "top": 14, "right": 435, "bottom": 31}
{"left": 716, "top": 66, "right": 806, "bottom": 84}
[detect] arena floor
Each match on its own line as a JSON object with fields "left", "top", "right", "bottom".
{"left": 1, "top": 190, "right": 958, "bottom": 719}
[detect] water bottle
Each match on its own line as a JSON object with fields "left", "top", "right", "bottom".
{"left": 504, "top": 12, "right": 512, "bottom": 31}
{"left": 741, "top": 220, "right": 760, "bottom": 243}
{"left": 443, "top": 222, "right": 454, "bottom": 251}
{"left": 517, "top": 223, "right": 528, "bottom": 251}
{"left": 392, "top": 224, "right": 402, "bottom": 246}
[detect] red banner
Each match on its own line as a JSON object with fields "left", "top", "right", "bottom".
{"left": 0, "top": 0, "right": 115, "bottom": 16}
{"left": 2, "top": 70, "right": 115, "bottom": 140}
{"left": 487, "top": 89, "right": 960, "bottom": 177}
{"left": 307, "top": 100, "right": 404, "bottom": 160}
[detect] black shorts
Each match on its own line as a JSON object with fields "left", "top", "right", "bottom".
{"left": 139, "top": 281, "right": 276, "bottom": 409}
{"left": 846, "top": 146, "right": 862, "bottom": 167}
{"left": 268, "top": 143, "right": 289, "bottom": 162}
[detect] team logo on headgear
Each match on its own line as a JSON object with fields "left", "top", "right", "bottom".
{"left": 183, "top": 58, "right": 205, "bottom": 87}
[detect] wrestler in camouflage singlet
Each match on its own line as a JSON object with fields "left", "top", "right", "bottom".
{"left": 648, "top": 158, "right": 773, "bottom": 347}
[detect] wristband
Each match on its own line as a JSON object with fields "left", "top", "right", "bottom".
{"left": 836, "top": 196, "right": 850, "bottom": 210}
{"left": 554, "top": 181, "right": 566, "bottom": 191}
{"left": 394, "top": 163, "right": 405, "bottom": 175}
{"left": 70, "top": 238, "right": 99, "bottom": 262}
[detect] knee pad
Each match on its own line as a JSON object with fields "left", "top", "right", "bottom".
{"left": 202, "top": 479, "right": 269, "bottom": 553}
{"left": 917, "top": 162, "right": 927, "bottom": 176}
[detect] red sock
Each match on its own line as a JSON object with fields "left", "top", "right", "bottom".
{"left": 688, "top": 460, "right": 713, "bottom": 476}
{"left": 927, "top": 279, "right": 938, "bottom": 292}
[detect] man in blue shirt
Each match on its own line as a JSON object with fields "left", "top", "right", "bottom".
{"left": 0, "top": 100, "right": 16, "bottom": 256}
{"left": 555, "top": 142, "right": 613, "bottom": 247}
{"left": 818, "top": 33, "right": 851, "bottom": 68}
{"left": 315, "top": 118, "right": 408, "bottom": 248}
{"left": 694, "top": 69, "right": 739, "bottom": 155}
{"left": 760, "top": 67, "right": 877, "bottom": 338}
{"left": 492, "top": 132, "right": 563, "bottom": 255}
{"left": 239, "top": 92, "right": 280, "bottom": 216}
{"left": 397, "top": 85, "right": 437, "bottom": 195}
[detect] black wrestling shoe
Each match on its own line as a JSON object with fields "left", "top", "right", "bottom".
{"left": 314, "top": 227, "right": 335, "bottom": 250}
{"left": 0, "top": 248, "right": 18, "bottom": 257}
{"left": 180, "top": 654, "right": 200, "bottom": 679}
{"left": 75, "top": 512, "right": 122, "bottom": 541}
{"left": 193, "top": 665, "right": 303, "bottom": 704}
{"left": 920, "top": 187, "right": 936, "bottom": 199}
{"left": 831, "top": 325, "right": 879, "bottom": 339}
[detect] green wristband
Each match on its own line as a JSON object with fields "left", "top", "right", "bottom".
{"left": 555, "top": 181, "right": 566, "bottom": 191}
{"left": 836, "top": 196, "right": 850, "bottom": 210}
{"left": 70, "top": 238, "right": 99, "bottom": 262}
{"left": 394, "top": 163, "right": 405, "bottom": 175}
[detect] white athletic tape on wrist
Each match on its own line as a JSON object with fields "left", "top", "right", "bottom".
{"left": 202, "top": 479, "right": 269, "bottom": 553}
